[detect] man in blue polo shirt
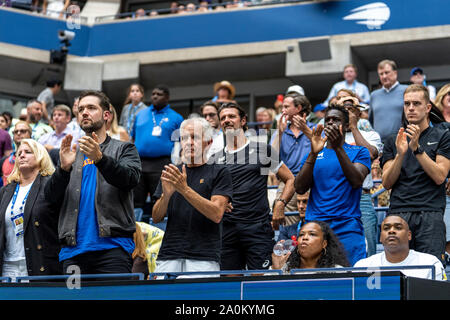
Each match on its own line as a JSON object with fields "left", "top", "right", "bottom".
{"left": 272, "top": 93, "right": 315, "bottom": 226}
{"left": 295, "top": 105, "right": 371, "bottom": 266}
{"left": 131, "top": 85, "right": 184, "bottom": 213}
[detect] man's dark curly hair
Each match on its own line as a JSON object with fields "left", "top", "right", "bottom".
{"left": 284, "top": 220, "right": 350, "bottom": 271}
{"left": 218, "top": 101, "right": 248, "bottom": 131}
{"left": 325, "top": 103, "right": 350, "bottom": 126}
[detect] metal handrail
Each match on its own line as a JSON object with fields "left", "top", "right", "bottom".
{"left": 290, "top": 265, "right": 437, "bottom": 280}
{"left": 150, "top": 269, "right": 283, "bottom": 279}
{"left": 0, "top": 277, "right": 11, "bottom": 283}
{"left": 0, "top": 266, "right": 437, "bottom": 283}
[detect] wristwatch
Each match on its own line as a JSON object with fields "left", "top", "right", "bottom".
{"left": 413, "top": 145, "right": 424, "bottom": 155}
{"left": 276, "top": 198, "right": 288, "bottom": 206}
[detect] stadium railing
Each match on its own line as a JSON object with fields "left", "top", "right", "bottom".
{"left": 0, "top": 265, "right": 436, "bottom": 283}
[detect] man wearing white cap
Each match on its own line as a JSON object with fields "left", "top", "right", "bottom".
{"left": 286, "top": 85, "right": 305, "bottom": 96}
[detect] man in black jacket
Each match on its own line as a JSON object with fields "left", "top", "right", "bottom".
{"left": 45, "top": 90, "right": 142, "bottom": 275}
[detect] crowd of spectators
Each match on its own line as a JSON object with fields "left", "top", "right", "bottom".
{"left": 0, "top": 0, "right": 79, "bottom": 19}
{"left": 0, "top": 58, "right": 449, "bottom": 283}
{"left": 131, "top": 0, "right": 252, "bottom": 19}
{"left": 1, "top": 0, "right": 261, "bottom": 21}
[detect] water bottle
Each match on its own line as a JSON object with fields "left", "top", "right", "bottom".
{"left": 273, "top": 242, "right": 285, "bottom": 256}
{"left": 273, "top": 236, "right": 298, "bottom": 256}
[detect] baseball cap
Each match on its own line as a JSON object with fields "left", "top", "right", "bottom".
{"left": 313, "top": 103, "right": 326, "bottom": 112}
{"left": 286, "top": 85, "right": 305, "bottom": 96}
{"left": 410, "top": 67, "right": 423, "bottom": 76}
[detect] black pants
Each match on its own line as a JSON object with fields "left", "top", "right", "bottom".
{"left": 388, "top": 211, "right": 446, "bottom": 265}
{"left": 220, "top": 220, "right": 275, "bottom": 270}
{"left": 62, "top": 247, "right": 132, "bottom": 275}
{"left": 133, "top": 157, "right": 171, "bottom": 209}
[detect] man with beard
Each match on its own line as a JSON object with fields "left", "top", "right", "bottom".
{"left": 354, "top": 215, "right": 446, "bottom": 280}
{"left": 44, "top": 90, "right": 142, "bottom": 274}
{"left": 23, "top": 100, "right": 53, "bottom": 141}
{"left": 211, "top": 102, "right": 295, "bottom": 271}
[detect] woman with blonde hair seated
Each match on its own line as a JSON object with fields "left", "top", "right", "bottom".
{"left": 435, "top": 84, "right": 450, "bottom": 122}
{"left": 0, "top": 139, "right": 61, "bottom": 281}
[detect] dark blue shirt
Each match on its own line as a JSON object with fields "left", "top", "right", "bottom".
{"left": 280, "top": 122, "right": 315, "bottom": 175}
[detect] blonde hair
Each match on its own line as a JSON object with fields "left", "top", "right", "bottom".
{"left": 343, "top": 64, "right": 357, "bottom": 73}
{"left": 435, "top": 84, "right": 450, "bottom": 113}
{"left": 337, "top": 88, "right": 357, "bottom": 98}
{"left": 108, "top": 105, "right": 120, "bottom": 135}
{"left": 266, "top": 108, "right": 276, "bottom": 121}
{"left": 8, "top": 139, "right": 55, "bottom": 183}
{"left": 52, "top": 104, "right": 72, "bottom": 118}
{"left": 132, "top": 223, "right": 147, "bottom": 261}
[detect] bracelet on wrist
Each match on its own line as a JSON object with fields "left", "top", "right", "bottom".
{"left": 276, "top": 198, "right": 288, "bottom": 206}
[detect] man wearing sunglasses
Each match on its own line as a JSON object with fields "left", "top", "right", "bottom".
{"left": 0, "top": 121, "right": 32, "bottom": 186}
{"left": 210, "top": 102, "right": 295, "bottom": 271}
{"left": 200, "top": 100, "right": 224, "bottom": 158}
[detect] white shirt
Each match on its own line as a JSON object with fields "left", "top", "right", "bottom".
{"left": 354, "top": 250, "right": 446, "bottom": 281}
{"left": 207, "top": 130, "right": 224, "bottom": 158}
{"left": 383, "top": 81, "right": 400, "bottom": 93}
{"left": 4, "top": 183, "right": 33, "bottom": 262}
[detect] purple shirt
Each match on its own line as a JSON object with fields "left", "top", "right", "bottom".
{"left": 0, "top": 129, "right": 12, "bottom": 158}
{"left": 38, "top": 126, "right": 80, "bottom": 149}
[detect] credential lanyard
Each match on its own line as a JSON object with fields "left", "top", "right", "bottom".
{"left": 126, "top": 102, "right": 142, "bottom": 133}
{"left": 10, "top": 183, "right": 31, "bottom": 237}
{"left": 152, "top": 109, "right": 166, "bottom": 130}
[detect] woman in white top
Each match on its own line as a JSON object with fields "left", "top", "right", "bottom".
{"left": 107, "top": 105, "right": 129, "bottom": 142}
{"left": 0, "top": 139, "right": 60, "bottom": 281}
{"left": 43, "top": 0, "right": 70, "bottom": 18}
{"left": 272, "top": 221, "right": 349, "bottom": 274}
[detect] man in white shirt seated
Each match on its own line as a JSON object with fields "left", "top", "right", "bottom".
{"left": 354, "top": 215, "right": 446, "bottom": 281}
